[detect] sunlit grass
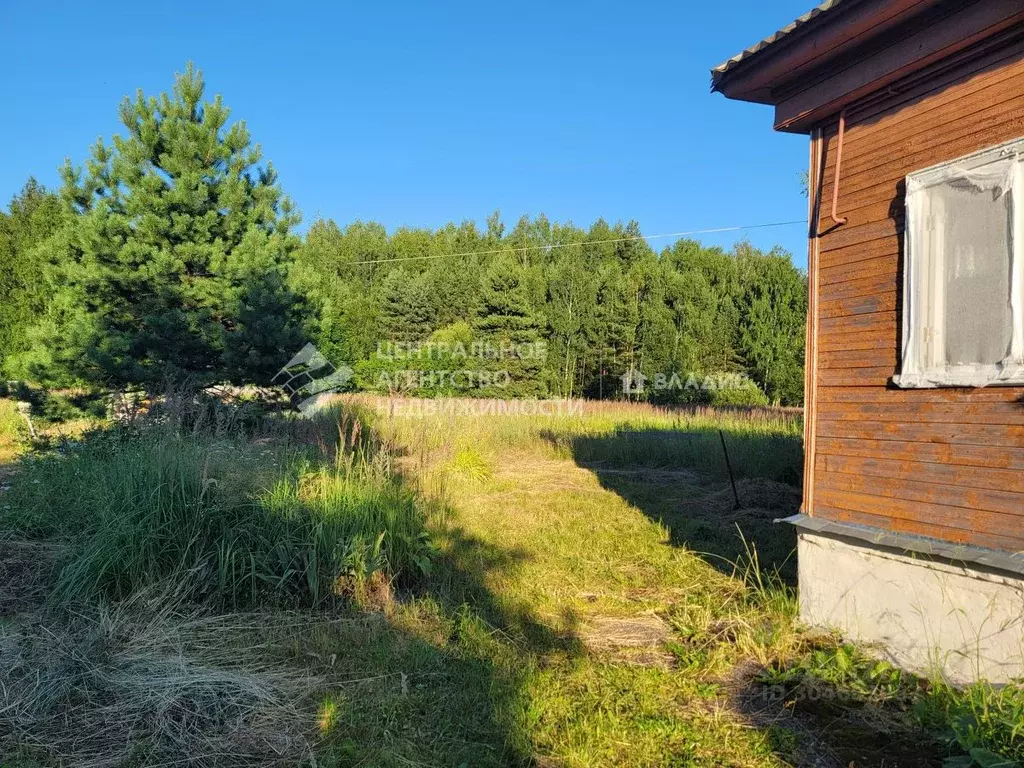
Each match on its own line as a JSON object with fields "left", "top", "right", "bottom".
{"left": 0, "top": 398, "right": 28, "bottom": 467}
{"left": 308, "top": 395, "right": 1020, "bottom": 767}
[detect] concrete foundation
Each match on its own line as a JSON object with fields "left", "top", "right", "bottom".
{"left": 798, "top": 531, "right": 1024, "bottom": 684}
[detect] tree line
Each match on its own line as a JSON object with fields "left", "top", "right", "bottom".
{"left": 0, "top": 65, "right": 807, "bottom": 407}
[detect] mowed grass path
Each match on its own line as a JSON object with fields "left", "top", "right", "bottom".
{"left": 307, "top": 398, "right": 810, "bottom": 766}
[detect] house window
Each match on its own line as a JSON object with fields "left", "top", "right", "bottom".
{"left": 895, "top": 137, "right": 1024, "bottom": 388}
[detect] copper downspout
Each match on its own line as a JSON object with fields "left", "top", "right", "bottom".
{"left": 830, "top": 109, "right": 848, "bottom": 226}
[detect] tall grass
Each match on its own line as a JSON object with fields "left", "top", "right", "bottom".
{"left": 0, "top": 398, "right": 28, "bottom": 465}
{"left": 921, "top": 680, "right": 1024, "bottom": 764}
{"left": 2, "top": 420, "right": 432, "bottom": 607}
{"left": 545, "top": 425, "right": 802, "bottom": 484}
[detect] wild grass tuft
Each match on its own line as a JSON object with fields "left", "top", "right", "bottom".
{"left": 5, "top": 392, "right": 1019, "bottom": 766}
{"left": 2, "top": 420, "right": 432, "bottom": 608}
{"left": 449, "top": 445, "right": 493, "bottom": 482}
{"left": 759, "top": 641, "right": 1024, "bottom": 766}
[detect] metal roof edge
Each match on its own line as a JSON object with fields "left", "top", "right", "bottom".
{"left": 710, "top": 0, "right": 848, "bottom": 90}
{"left": 778, "top": 513, "right": 1024, "bottom": 578}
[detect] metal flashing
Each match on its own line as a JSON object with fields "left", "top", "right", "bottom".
{"left": 779, "top": 513, "right": 1024, "bottom": 577}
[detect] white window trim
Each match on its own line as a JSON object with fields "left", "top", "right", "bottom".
{"left": 894, "top": 136, "right": 1024, "bottom": 388}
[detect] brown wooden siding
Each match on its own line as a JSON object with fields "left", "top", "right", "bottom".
{"left": 807, "top": 37, "right": 1024, "bottom": 552}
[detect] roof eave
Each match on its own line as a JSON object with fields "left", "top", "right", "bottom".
{"left": 710, "top": 0, "right": 848, "bottom": 95}
{"left": 709, "top": 0, "right": 947, "bottom": 132}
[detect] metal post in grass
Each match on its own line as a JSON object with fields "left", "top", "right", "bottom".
{"left": 718, "top": 429, "right": 740, "bottom": 510}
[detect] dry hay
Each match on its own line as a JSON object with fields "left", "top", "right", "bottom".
{"left": 0, "top": 537, "right": 62, "bottom": 615}
{"left": 579, "top": 614, "right": 676, "bottom": 668}
{"left": 581, "top": 614, "right": 673, "bottom": 651}
{"left": 680, "top": 477, "right": 801, "bottom": 523}
{"left": 0, "top": 592, "right": 323, "bottom": 767}
{"left": 578, "top": 466, "right": 701, "bottom": 485}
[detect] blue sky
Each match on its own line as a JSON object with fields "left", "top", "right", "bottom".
{"left": 1, "top": 1, "right": 814, "bottom": 266}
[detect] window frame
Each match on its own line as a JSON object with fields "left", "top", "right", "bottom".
{"left": 894, "top": 136, "right": 1024, "bottom": 388}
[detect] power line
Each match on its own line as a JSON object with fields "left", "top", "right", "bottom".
{"left": 346, "top": 219, "right": 807, "bottom": 265}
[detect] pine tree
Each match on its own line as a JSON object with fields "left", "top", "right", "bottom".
{"left": 377, "top": 268, "right": 433, "bottom": 343}
{"left": 0, "top": 179, "right": 67, "bottom": 376}
{"left": 294, "top": 219, "right": 382, "bottom": 365}
{"left": 474, "top": 254, "right": 546, "bottom": 397}
{"left": 32, "top": 63, "right": 304, "bottom": 388}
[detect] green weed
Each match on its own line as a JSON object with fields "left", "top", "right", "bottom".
{"left": 449, "top": 445, "right": 493, "bottom": 482}
{"left": 921, "top": 681, "right": 1024, "bottom": 766}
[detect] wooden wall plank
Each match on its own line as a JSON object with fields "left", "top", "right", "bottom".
{"left": 815, "top": 486, "right": 1022, "bottom": 539}
{"left": 817, "top": 418, "right": 1024, "bottom": 447}
{"left": 819, "top": 108, "right": 1024, "bottom": 204}
{"left": 814, "top": 436, "right": 1024, "bottom": 470}
{"left": 819, "top": 310, "right": 895, "bottom": 335}
{"left": 816, "top": 453, "right": 1024, "bottom": 494}
{"left": 820, "top": 254, "right": 898, "bottom": 286}
{"left": 819, "top": 349, "right": 899, "bottom": 369}
{"left": 818, "top": 367, "right": 895, "bottom": 387}
{"left": 820, "top": 290, "right": 898, "bottom": 318}
{"left": 818, "top": 330, "right": 896, "bottom": 352}
{"left": 815, "top": 118, "right": 1024, "bottom": 228}
{"left": 818, "top": 470, "right": 1024, "bottom": 517}
{"left": 817, "top": 386, "right": 1023, "bottom": 403}
{"left": 818, "top": 400, "right": 1024, "bottom": 424}
{"left": 821, "top": 46, "right": 1024, "bottom": 169}
{"left": 819, "top": 220, "right": 901, "bottom": 254}
{"left": 819, "top": 273, "right": 899, "bottom": 302}
{"left": 824, "top": 82, "right": 1024, "bottom": 178}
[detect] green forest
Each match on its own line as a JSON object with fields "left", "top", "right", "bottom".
{"left": 0, "top": 64, "right": 807, "bottom": 407}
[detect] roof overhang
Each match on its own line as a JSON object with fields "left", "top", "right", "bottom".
{"left": 711, "top": 0, "right": 1024, "bottom": 134}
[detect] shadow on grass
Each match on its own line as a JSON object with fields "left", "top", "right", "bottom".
{"left": 301, "top": 519, "right": 581, "bottom": 764}
{"left": 287, "top": 524, "right": 574, "bottom": 767}
{"left": 542, "top": 425, "right": 803, "bottom": 582}
{"left": 540, "top": 422, "right": 965, "bottom": 767}
{"left": 308, "top": 409, "right": 583, "bottom": 767}
{"left": 728, "top": 647, "right": 951, "bottom": 768}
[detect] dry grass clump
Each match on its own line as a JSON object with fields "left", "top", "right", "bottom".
{"left": 0, "top": 536, "right": 62, "bottom": 614}
{"left": 0, "top": 592, "right": 322, "bottom": 767}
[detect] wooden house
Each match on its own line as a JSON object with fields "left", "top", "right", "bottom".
{"left": 712, "top": 0, "right": 1024, "bottom": 683}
